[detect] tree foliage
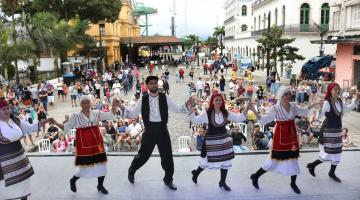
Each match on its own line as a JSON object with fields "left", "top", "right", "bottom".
{"left": 257, "top": 25, "right": 304, "bottom": 76}
{"left": 204, "top": 36, "right": 218, "bottom": 52}
{"left": 184, "top": 34, "right": 200, "bottom": 51}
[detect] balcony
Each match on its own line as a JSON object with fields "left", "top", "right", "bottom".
{"left": 224, "top": 36, "right": 235, "bottom": 40}
{"left": 224, "top": 16, "right": 235, "bottom": 25}
{"left": 251, "top": 24, "right": 326, "bottom": 36}
{"left": 252, "top": 0, "right": 271, "bottom": 9}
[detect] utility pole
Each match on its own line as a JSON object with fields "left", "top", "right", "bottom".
{"left": 266, "top": 12, "right": 271, "bottom": 77}
{"left": 185, "top": 0, "right": 188, "bottom": 36}
{"left": 171, "top": 0, "right": 176, "bottom": 37}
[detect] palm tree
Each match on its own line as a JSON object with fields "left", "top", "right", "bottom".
{"left": 204, "top": 36, "right": 218, "bottom": 52}
{"left": 213, "top": 26, "right": 225, "bottom": 56}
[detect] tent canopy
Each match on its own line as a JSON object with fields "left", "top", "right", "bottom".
{"left": 301, "top": 55, "right": 334, "bottom": 80}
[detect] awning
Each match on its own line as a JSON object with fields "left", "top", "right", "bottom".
{"left": 319, "top": 67, "right": 335, "bottom": 73}
{"left": 120, "top": 36, "right": 183, "bottom": 46}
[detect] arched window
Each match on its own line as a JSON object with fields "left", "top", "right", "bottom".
{"left": 282, "top": 5, "right": 286, "bottom": 26}
{"left": 300, "top": 3, "right": 310, "bottom": 32}
{"left": 263, "top": 13, "right": 266, "bottom": 29}
{"left": 268, "top": 11, "right": 271, "bottom": 27}
{"left": 242, "top": 5, "right": 247, "bottom": 16}
{"left": 275, "top": 8, "right": 278, "bottom": 26}
{"left": 259, "top": 15, "right": 261, "bottom": 30}
{"left": 241, "top": 24, "right": 248, "bottom": 32}
{"left": 321, "top": 3, "right": 330, "bottom": 30}
{"left": 254, "top": 17, "right": 257, "bottom": 30}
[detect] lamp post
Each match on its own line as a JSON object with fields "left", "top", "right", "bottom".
{"left": 127, "top": 39, "right": 133, "bottom": 65}
{"left": 98, "top": 23, "right": 105, "bottom": 73}
{"left": 196, "top": 38, "right": 200, "bottom": 66}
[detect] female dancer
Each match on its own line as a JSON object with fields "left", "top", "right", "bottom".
{"left": 0, "top": 99, "right": 49, "bottom": 200}
{"left": 187, "top": 93, "right": 251, "bottom": 191}
{"left": 250, "top": 86, "right": 320, "bottom": 194}
{"left": 306, "top": 83, "right": 359, "bottom": 182}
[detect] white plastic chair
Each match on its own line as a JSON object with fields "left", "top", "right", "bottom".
{"left": 38, "top": 139, "right": 51, "bottom": 153}
{"left": 68, "top": 129, "right": 76, "bottom": 142}
{"left": 237, "top": 123, "right": 248, "bottom": 138}
{"left": 178, "top": 136, "right": 192, "bottom": 152}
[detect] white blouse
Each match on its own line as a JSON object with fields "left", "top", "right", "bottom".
{"left": 318, "top": 99, "right": 358, "bottom": 119}
{"left": 64, "top": 110, "right": 116, "bottom": 134}
{"left": 190, "top": 110, "right": 247, "bottom": 125}
{"left": 0, "top": 119, "right": 39, "bottom": 142}
{"left": 259, "top": 103, "right": 309, "bottom": 126}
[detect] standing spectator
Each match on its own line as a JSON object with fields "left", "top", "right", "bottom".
{"left": 189, "top": 68, "right": 194, "bottom": 81}
{"left": 297, "top": 82, "right": 305, "bottom": 105}
{"left": 76, "top": 82, "right": 83, "bottom": 101}
{"left": 21, "top": 84, "right": 32, "bottom": 106}
{"left": 187, "top": 81, "right": 196, "bottom": 97}
{"left": 30, "top": 84, "right": 39, "bottom": 105}
{"left": 39, "top": 84, "right": 48, "bottom": 111}
{"left": 112, "top": 80, "right": 122, "bottom": 97}
{"left": 203, "top": 63, "right": 208, "bottom": 75}
{"left": 47, "top": 82, "right": 55, "bottom": 106}
{"left": 229, "top": 80, "right": 236, "bottom": 100}
{"left": 237, "top": 82, "right": 246, "bottom": 97}
{"left": 219, "top": 75, "right": 226, "bottom": 92}
{"left": 69, "top": 82, "right": 78, "bottom": 107}
{"left": 62, "top": 82, "right": 68, "bottom": 101}
{"left": 36, "top": 103, "right": 47, "bottom": 137}
{"left": 196, "top": 77, "right": 205, "bottom": 98}
{"left": 246, "top": 83, "right": 254, "bottom": 99}
{"left": 163, "top": 79, "right": 170, "bottom": 95}
{"left": 256, "top": 85, "right": 264, "bottom": 101}
{"left": 56, "top": 79, "right": 64, "bottom": 100}
{"left": 309, "top": 81, "right": 318, "bottom": 104}
{"left": 94, "top": 80, "right": 101, "bottom": 98}
{"left": 179, "top": 68, "right": 185, "bottom": 82}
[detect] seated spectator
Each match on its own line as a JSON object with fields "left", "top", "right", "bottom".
{"left": 231, "top": 126, "right": 249, "bottom": 152}
{"left": 117, "top": 120, "right": 128, "bottom": 149}
{"left": 126, "top": 118, "right": 143, "bottom": 149}
{"left": 252, "top": 124, "right": 268, "bottom": 150}
{"left": 55, "top": 133, "right": 68, "bottom": 152}
{"left": 45, "top": 122, "right": 59, "bottom": 144}
{"left": 195, "top": 126, "right": 205, "bottom": 151}
{"left": 296, "top": 116, "right": 314, "bottom": 146}
{"left": 342, "top": 128, "right": 351, "bottom": 148}
{"left": 106, "top": 120, "right": 117, "bottom": 151}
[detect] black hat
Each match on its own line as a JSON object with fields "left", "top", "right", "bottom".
{"left": 145, "top": 76, "right": 158, "bottom": 84}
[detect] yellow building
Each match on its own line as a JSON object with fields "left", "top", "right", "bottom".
{"left": 86, "top": 0, "right": 140, "bottom": 67}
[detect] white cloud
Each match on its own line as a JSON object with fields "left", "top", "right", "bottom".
{"left": 135, "top": 0, "right": 225, "bottom": 38}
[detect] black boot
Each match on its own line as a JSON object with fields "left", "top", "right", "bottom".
{"left": 306, "top": 159, "right": 322, "bottom": 177}
{"left": 328, "top": 165, "right": 341, "bottom": 183}
{"left": 219, "top": 169, "right": 231, "bottom": 191}
{"left": 70, "top": 176, "right": 79, "bottom": 192}
{"left": 20, "top": 197, "right": 27, "bottom": 200}
{"left": 97, "top": 176, "right": 109, "bottom": 194}
{"left": 191, "top": 166, "right": 204, "bottom": 184}
{"left": 250, "top": 168, "right": 266, "bottom": 189}
{"left": 290, "top": 175, "right": 301, "bottom": 194}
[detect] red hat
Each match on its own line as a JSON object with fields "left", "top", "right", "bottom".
{"left": 324, "top": 82, "right": 340, "bottom": 100}
{"left": 207, "top": 93, "right": 225, "bottom": 111}
{"left": 0, "top": 100, "right": 8, "bottom": 109}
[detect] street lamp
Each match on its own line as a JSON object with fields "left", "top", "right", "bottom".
{"left": 99, "top": 23, "right": 105, "bottom": 73}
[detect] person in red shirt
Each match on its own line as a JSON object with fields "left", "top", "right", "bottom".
{"left": 179, "top": 68, "right": 185, "bottom": 82}
{"left": 149, "top": 63, "right": 154, "bottom": 74}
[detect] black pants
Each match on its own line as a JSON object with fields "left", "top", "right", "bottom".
{"left": 129, "top": 122, "right": 174, "bottom": 184}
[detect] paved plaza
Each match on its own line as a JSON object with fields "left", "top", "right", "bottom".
{"left": 28, "top": 151, "right": 360, "bottom": 200}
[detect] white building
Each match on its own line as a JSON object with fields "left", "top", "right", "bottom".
{"left": 224, "top": 0, "right": 337, "bottom": 76}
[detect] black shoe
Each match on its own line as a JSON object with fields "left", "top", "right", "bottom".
{"left": 250, "top": 174, "right": 259, "bottom": 189}
{"left": 165, "top": 182, "right": 177, "bottom": 190}
{"left": 290, "top": 183, "right": 301, "bottom": 194}
{"left": 219, "top": 181, "right": 231, "bottom": 191}
{"left": 307, "top": 163, "right": 316, "bottom": 177}
{"left": 328, "top": 172, "right": 342, "bottom": 183}
{"left": 192, "top": 170, "right": 198, "bottom": 184}
{"left": 97, "top": 185, "right": 109, "bottom": 194}
{"left": 128, "top": 173, "right": 135, "bottom": 184}
{"left": 70, "top": 178, "right": 77, "bottom": 192}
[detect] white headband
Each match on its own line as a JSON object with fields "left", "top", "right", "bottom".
{"left": 80, "top": 95, "right": 92, "bottom": 103}
{"left": 276, "top": 86, "right": 291, "bottom": 100}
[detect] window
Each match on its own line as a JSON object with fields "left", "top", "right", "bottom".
{"left": 351, "top": 4, "right": 360, "bottom": 28}
{"left": 268, "top": 11, "right": 271, "bottom": 27}
{"left": 264, "top": 13, "right": 266, "bottom": 29}
{"left": 242, "top": 5, "right": 247, "bottom": 16}
{"left": 300, "top": 3, "right": 310, "bottom": 32}
{"left": 354, "top": 45, "right": 360, "bottom": 55}
{"left": 241, "top": 24, "right": 248, "bottom": 32}
{"left": 275, "top": 9, "right": 278, "bottom": 26}
{"left": 254, "top": 17, "right": 257, "bottom": 30}
{"left": 282, "top": 5, "right": 286, "bottom": 26}
{"left": 333, "top": 11, "right": 340, "bottom": 31}
{"left": 259, "top": 15, "right": 261, "bottom": 30}
{"left": 321, "top": 3, "right": 330, "bottom": 30}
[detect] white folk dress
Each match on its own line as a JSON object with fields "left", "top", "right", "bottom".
{"left": 317, "top": 99, "right": 358, "bottom": 165}
{"left": 0, "top": 119, "right": 39, "bottom": 200}
{"left": 259, "top": 103, "right": 308, "bottom": 176}
{"left": 191, "top": 111, "right": 247, "bottom": 169}
{"left": 64, "top": 110, "right": 116, "bottom": 178}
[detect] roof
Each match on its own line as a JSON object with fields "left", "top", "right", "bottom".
{"left": 311, "top": 34, "right": 360, "bottom": 44}
{"left": 120, "top": 36, "right": 183, "bottom": 46}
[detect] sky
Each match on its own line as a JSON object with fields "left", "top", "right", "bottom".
{"left": 135, "top": 0, "right": 225, "bottom": 39}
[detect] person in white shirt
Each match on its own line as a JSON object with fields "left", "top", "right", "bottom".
{"left": 68, "top": 82, "right": 78, "bottom": 107}
{"left": 196, "top": 77, "right": 205, "bottom": 98}
{"left": 56, "top": 79, "right": 64, "bottom": 100}
{"left": 126, "top": 118, "right": 143, "bottom": 147}
{"left": 112, "top": 80, "right": 122, "bottom": 97}
{"left": 124, "top": 76, "right": 192, "bottom": 190}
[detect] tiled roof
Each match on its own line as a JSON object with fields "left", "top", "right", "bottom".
{"left": 120, "top": 36, "right": 183, "bottom": 45}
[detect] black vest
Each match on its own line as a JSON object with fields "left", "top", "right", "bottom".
{"left": 141, "top": 93, "right": 168, "bottom": 128}
{"left": 321, "top": 98, "right": 343, "bottom": 133}
{"left": 206, "top": 110, "right": 228, "bottom": 135}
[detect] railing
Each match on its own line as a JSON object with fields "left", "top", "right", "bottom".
{"left": 224, "top": 16, "right": 235, "bottom": 25}
{"left": 224, "top": 36, "right": 234, "bottom": 40}
{"left": 251, "top": 24, "right": 326, "bottom": 36}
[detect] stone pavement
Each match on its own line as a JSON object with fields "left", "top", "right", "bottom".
{"left": 27, "top": 151, "right": 360, "bottom": 200}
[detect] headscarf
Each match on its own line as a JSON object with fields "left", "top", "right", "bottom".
{"left": 0, "top": 99, "right": 8, "bottom": 109}
{"left": 324, "top": 82, "right": 340, "bottom": 100}
{"left": 207, "top": 93, "right": 226, "bottom": 111}
{"left": 276, "top": 86, "right": 291, "bottom": 103}
{"left": 80, "top": 94, "right": 92, "bottom": 103}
